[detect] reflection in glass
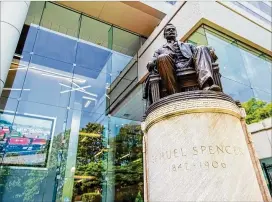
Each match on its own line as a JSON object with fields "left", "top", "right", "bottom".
{"left": 187, "top": 26, "right": 208, "bottom": 46}
{"left": 15, "top": 1, "right": 44, "bottom": 55}
{"left": 1, "top": 52, "right": 31, "bottom": 99}
{"left": 20, "top": 58, "right": 73, "bottom": 108}
{"left": 239, "top": 47, "right": 271, "bottom": 93}
{"left": 0, "top": 2, "right": 146, "bottom": 201}
{"left": 79, "top": 16, "right": 111, "bottom": 49}
{"left": 73, "top": 122, "right": 105, "bottom": 201}
{"left": 110, "top": 118, "right": 143, "bottom": 202}
{"left": 40, "top": 2, "right": 80, "bottom": 38}
{"left": 113, "top": 28, "right": 140, "bottom": 56}
{"left": 34, "top": 27, "right": 78, "bottom": 64}
{"left": 253, "top": 89, "right": 272, "bottom": 103}
{"left": 221, "top": 77, "right": 254, "bottom": 102}
{"left": 205, "top": 29, "right": 251, "bottom": 86}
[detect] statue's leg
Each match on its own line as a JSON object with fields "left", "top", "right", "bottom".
{"left": 194, "top": 46, "right": 216, "bottom": 89}
{"left": 157, "top": 54, "right": 178, "bottom": 95}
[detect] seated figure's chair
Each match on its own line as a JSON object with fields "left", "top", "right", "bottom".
{"left": 144, "top": 63, "right": 222, "bottom": 107}
{"left": 176, "top": 63, "right": 222, "bottom": 92}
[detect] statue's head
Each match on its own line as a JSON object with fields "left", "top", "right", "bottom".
{"left": 164, "top": 23, "right": 177, "bottom": 40}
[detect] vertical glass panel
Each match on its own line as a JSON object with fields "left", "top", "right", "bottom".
{"left": 79, "top": 16, "right": 112, "bottom": 49}
{"left": 35, "top": 2, "right": 80, "bottom": 64}
{"left": 19, "top": 55, "right": 73, "bottom": 108}
{"left": 76, "top": 16, "right": 112, "bottom": 76}
{"left": 247, "top": 1, "right": 272, "bottom": 16}
{"left": 68, "top": 66, "right": 110, "bottom": 114}
{"left": 109, "top": 66, "right": 139, "bottom": 116}
{"left": 25, "top": 1, "right": 45, "bottom": 26}
{"left": 113, "top": 28, "right": 140, "bottom": 57}
{"left": 110, "top": 117, "right": 143, "bottom": 202}
{"left": 238, "top": 42, "right": 272, "bottom": 94}
{"left": 0, "top": 97, "right": 18, "bottom": 158}
{"left": 253, "top": 89, "right": 272, "bottom": 103}
{"left": 72, "top": 112, "right": 108, "bottom": 202}
{"left": 221, "top": 77, "right": 254, "bottom": 102}
{"left": 76, "top": 41, "right": 112, "bottom": 72}
{"left": 1, "top": 52, "right": 31, "bottom": 99}
{"left": 205, "top": 28, "right": 251, "bottom": 86}
{"left": 187, "top": 26, "right": 208, "bottom": 46}
{"left": 0, "top": 167, "right": 48, "bottom": 202}
{"left": 15, "top": 2, "right": 45, "bottom": 54}
{"left": 111, "top": 52, "right": 135, "bottom": 81}
{"left": 0, "top": 99, "right": 68, "bottom": 201}
{"left": 40, "top": 2, "right": 80, "bottom": 38}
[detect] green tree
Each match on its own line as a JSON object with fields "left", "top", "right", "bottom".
{"left": 242, "top": 98, "right": 272, "bottom": 124}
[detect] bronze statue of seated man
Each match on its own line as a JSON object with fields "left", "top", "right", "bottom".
{"left": 146, "top": 23, "right": 221, "bottom": 96}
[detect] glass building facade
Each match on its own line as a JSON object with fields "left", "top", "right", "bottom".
{"left": 0, "top": 2, "right": 271, "bottom": 202}
{"left": 0, "top": 2, "right": 144, "bottom": 202}
{"left": 187, "top": 25, "right": 271, "bottom": 103}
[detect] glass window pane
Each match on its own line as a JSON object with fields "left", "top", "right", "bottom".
{"left": 238, "top": 43, "right": 272, "bottom": 93}
{"left": 68, "top": 66, "right": 109, "bottom": 114}
{"left": 253, "top": 89, "right": 272, "bottom": 103}
{"left": 79, "top": 16, "right": 112, "bottom": 49}
{"left": 15, "top": 2, "right": 45, "bottom": 54}
{"left": 0, "top": 100, "right": 68, "bottom": 201}
{"left": 33, "top": 27, "right": 78, "bottom": 64}
{"left": 221, "top": 77, "right": 254, "bottom": 102}
{"left": 34, "top": 2, "right": 80, "bottom": 64}
{"left": 110, "top": 117, "right": 143, "bottom": 202}
{"left": 187, "top": 27, "right": 208, "bottom": 46}
{"left": 40, "top": 2, "right": 80, "bottom": 38}
{"left": 75, "top": 40, "right": 112, "bottom": 73}
{"left": 1, "top": 52, "right": 31, "bottom": 99}
{"left": 25, "top": 1, "right": 45, "bottom": 26}
{"left": 0, "top": 97, "right": 18, "bottom": 135}
{"left": 111, "top": 52, "right": 136, "bottom": 81}
{"left": 19, "top": 55, "right": 73, "bottom": 108}
{"left": 113, "top": 28, "right": 140, "bottom": 57}
{"left": 205, "top": 29, "right": 251, "bottom": 86}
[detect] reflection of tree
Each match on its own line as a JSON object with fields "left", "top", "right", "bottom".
{"left": 0, "top": 130, "right": 70, "bottom": 202}
{"left": 73, "top": 123, "right": 144, "bottom": 202}
{"left": 73, "top": 123, "right": 105, "bottom": 200}
{"left": 242, "top": 98, "right": 272, "bottom": 124}
{"left": 113, "top": 125, "right": 143, "bottom": 202}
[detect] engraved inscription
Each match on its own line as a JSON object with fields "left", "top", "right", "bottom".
{"left": 150, "top": 144, "right": 244, "bottom": 171}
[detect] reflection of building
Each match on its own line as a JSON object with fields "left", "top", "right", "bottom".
{"left": 0, "top": 1, "right": 271, "bottom": 201}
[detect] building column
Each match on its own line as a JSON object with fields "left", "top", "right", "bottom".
{"left": 0, "top": 1, "right": 30, "bottom": 94}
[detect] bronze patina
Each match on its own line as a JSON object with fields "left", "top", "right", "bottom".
{"left": 143, "top": 23, "right": 223, "bottom": 106}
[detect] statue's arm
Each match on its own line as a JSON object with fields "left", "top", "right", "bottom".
{"left": 208, "top": 46, "right": 218, "bottom": 62}
{"left": 190, "top": 43, "right": 218, "bottom": 62}
{"left": 189, "top": 43, "right": 197, "bottom": 56}
{"left": 147, "top": 49, "right": 160, "bottom": 72}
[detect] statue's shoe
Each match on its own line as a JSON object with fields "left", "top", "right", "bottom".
{"left": 203, "top": 84, "right": 221, "bottom": 92}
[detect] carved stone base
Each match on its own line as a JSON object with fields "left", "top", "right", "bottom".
{"left": 142, "top": 91, "right": 270, "bottom": 202}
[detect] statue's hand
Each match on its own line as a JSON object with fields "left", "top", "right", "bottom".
{"left": 208, "top": 47, "right": 218, "bottom": 62}
{"left": 147, "top": 60, "right": 157, "bottom": 72}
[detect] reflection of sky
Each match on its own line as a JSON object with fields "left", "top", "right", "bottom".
{"left": 21, "top": 25, "right": 132, "bottom": 111}
{"left": 1, "top": 24, "right": 134, "bottom": 139}
{"left": 206, "top": 32, "right": 251, "bottom": 86}
{"left": 206, "top": 31, "right": 272, "bottom": 102}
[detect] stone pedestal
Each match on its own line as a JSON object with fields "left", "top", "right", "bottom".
{"left": 142, "top": 91, "right": 270, "bottom": 202}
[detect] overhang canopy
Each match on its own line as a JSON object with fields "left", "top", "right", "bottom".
{"left": 57, "top": 1, "right": 166, "bottom": 37}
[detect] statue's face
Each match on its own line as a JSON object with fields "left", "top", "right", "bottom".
{"left": 164, "top": 25, "right": 177, "bottom": 40}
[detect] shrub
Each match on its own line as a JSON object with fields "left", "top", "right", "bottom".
{"left": 82, "top": 193, "right": 102, "bottom": 202}
{"left": 242, "top": 98, "right": 272, "bottom": 124}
